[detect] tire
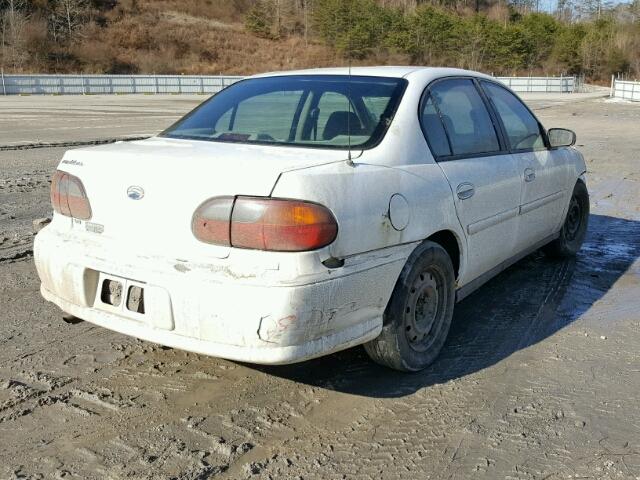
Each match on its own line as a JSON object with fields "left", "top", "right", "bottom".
{"left": 364, "top": 241, "right": 456, "bottom": 372}
{"left": 543, "top": 180, "right": 589, "bottom": 258}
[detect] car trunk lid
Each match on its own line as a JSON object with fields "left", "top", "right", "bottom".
{"left": 58, "top": 137, "right": 351, "bottom": 259}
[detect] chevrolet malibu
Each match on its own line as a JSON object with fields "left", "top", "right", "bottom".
{"left": 35, "top": 67, "right": 589, "bottom": 371}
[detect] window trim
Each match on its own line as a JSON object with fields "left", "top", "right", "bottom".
{"left": 418, "top": 75, "right": 510, "bottom": 162}
{"left": 160, "top": 75, "right": 409, "bottom": 151}
{"left": 478, "top": 79, "right": 551, "bottom": 154}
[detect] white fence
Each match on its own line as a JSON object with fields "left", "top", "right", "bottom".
{"left": 0, "top": 73, "right": 579, "bottom": 95}
{"left": 611, "top": 78, "right": 640, "bottom": 102}
{"left": 495, "top": 76, "right": 577, "bottom": 93}
{"left": 0, "top": 74, "right": 243, "bottom": 95}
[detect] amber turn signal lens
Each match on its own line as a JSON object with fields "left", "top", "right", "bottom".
{"left": 231, "top": 197, "right": 338, "bottom": 251}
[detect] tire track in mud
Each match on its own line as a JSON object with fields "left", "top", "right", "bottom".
{"left": 212, "top": 252, "right": 586, "bottom": 478}
{"left": 0, "top": 269, "right": 324, "bottom": 480}
{"left": 2, "top": 98, "right": 640, "bottom": 479}
{"left": 0, "top": 169, "right": 51, "bottom": 264}
{"left": 248, "top": 214, "right": 640, "bottom": 479}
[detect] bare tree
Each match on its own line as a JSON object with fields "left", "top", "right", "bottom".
{"left": 1, "top": 0, "right": 29, "bottom": 70}
{"left": 629, "top": 0, "right": 640, "bottom": 21}
{"left": 556, "top": 0, "right": 575, "bottom": 22}
{"left": 50, "top": 0, "right": 89, "bottom": 43}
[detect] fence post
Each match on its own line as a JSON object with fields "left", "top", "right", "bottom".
{"left": 610, "top": 75, "right": 615, "bottom": 98}
{"left": 1, "top": 69, "right": 6, "bottom": 96}
{"left": 155, "top": 76, "right": 159, "bottom": 94}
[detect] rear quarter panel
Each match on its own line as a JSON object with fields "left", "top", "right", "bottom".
{"left": 271, "top": 72, "right": 468, "bottom": 280}
{"left": 271, "top": 160, "right": 465, "bottom": 269}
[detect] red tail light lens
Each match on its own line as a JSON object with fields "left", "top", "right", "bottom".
{"left": 193, "top": 197, "right": 338, "bottom": 252}
{"left": 192, "top": 196, "right": 234, "bottom": 246}
{"left": 51, "top": 170, "right": 92, "bottom": 220}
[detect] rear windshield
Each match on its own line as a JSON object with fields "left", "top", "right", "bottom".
{"left": 161, "top": 75, "right": 407, "bottom": 150}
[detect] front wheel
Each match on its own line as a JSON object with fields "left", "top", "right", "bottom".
{"left": 364, "top": 241, "right": 456, "bottom": 372}
{"left": 543, "top": 180, "right": 589, "bottom": 258}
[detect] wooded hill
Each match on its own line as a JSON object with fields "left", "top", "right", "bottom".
{"left": 1, "top": 0, "right": 639, "bottom": 82}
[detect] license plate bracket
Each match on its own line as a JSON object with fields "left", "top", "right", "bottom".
{"left": 101, "top": 279, "right": 123, "bottom": 307}
{"left": 93, "top": 272, "right": 173, "bottom": 330}
{"left": 96, "top": 273, "right": 146, "bottom": 317}
{"left": 126, "top": 285, "right": 145, "bottom": 314}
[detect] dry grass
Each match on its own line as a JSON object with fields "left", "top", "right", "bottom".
{"left": 61, "top": 2, "right": 342, "bottom": 75}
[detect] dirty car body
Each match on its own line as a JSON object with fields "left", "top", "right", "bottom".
{"left": 35, "top": 67, "right": 587, "bottom": 370}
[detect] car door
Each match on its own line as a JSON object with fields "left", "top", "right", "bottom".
{"left": 480, "top": 80, "right": 570, "bottom": 251}
{"left": 420, "top": 78, "right": 522, "bottom": 284}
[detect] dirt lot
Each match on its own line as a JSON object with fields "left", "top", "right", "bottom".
{"left": 0, "top": 93, "right": 639, "bottom": 480}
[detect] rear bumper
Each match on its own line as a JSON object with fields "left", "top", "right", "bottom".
{"left": 40, "top": 285, "right": 381, "bottom": 364}
{"left": 35, "top": 225, "right": 413, "bottom": 364}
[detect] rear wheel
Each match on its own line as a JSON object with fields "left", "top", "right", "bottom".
{"left": 364, "top": 241, "right": 455, "bottom": 372}
{"left": 543, "top": 180, "right": 589, "bottom": 258}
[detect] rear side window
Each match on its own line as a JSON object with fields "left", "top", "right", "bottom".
{"left": 429, "top": 79, "right": 500, "bottom": 157}
{"left": 420, "top": 95, "right": 451, "bottom": 157}
{"left": 481, "top": 81, "right": 545, "bottom": 151}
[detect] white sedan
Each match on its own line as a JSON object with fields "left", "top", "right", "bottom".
{"left": 35, "top": 67, "right": 589, "bottom": 371}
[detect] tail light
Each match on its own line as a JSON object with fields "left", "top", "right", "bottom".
{"left": 51, "top": 170, "right": 92, "bottom": 220}
{"left": 192, "top": 196, "right": 233, "bottom": 247}
{"left": 193, "top": 196, "right": 338, "bottom": 252}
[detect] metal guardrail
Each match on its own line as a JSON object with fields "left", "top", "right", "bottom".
{"left": 611, "top": 77, "right": 640, "bottom": 102}
{"left": 495, "top": 76, "right": 577, "bottom": 93}
{"left": 0, "top": 73, "right": 579, "bottom": 95}
{"left": 0, "top": 73, "right": 243, "bottom": 95}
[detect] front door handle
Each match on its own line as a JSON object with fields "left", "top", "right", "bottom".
{"left": 456, "top": 183, "right": 475, "bottom": 200}
{"left": 524, "top": 168, "right": 536, "bottom": 182}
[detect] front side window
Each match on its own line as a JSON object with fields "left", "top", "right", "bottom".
{"left": 482, "top": 81, "right": 545, "bottom": 151}
{"left": 162, "top": 75, "right": 407, "bottom": 150}
{"left": 429, "top": 79, "right": 500, "bottom": 157}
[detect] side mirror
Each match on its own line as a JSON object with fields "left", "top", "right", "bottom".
{"left": 548, "top": 128, "right": 576, "bottom": 148}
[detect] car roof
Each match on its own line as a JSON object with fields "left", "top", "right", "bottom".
{"left": 250, "top": 66, "right": 495, "bottom": 83}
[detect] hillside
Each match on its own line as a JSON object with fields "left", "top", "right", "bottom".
{"left": 1, "top": 0, "right": 639, "bottom": 80}
{"left": 2, "top": 0, "right": 340, "bottom": 75}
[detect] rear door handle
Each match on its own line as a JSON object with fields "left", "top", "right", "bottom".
{"left": 456, "top": 183, "right": 475, "bottom": 200}
{"left": 524, "top": 168, "right": 536, "bottom": 182}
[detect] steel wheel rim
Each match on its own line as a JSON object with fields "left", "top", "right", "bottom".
{"left": 565, "top": 196, "right": 582, "bottom": 241}
{"left": 404, "top": 266, "right": 446, "bottom": 352}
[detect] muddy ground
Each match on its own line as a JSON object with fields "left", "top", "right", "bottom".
{"left": 0, "top": 94, "right": 639, "bottom": 479}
